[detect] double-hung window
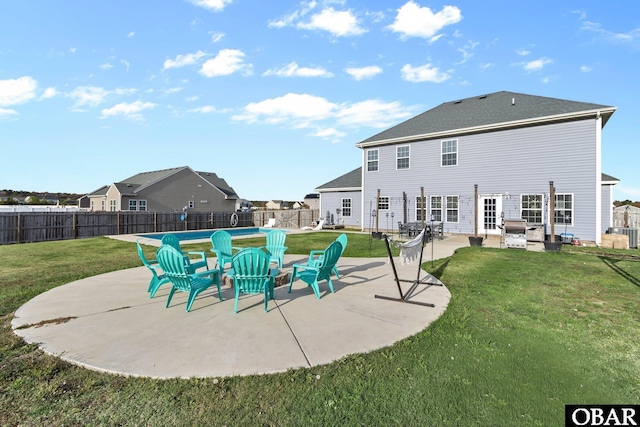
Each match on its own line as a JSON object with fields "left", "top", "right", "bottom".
{"left": 416, "top": 195, "right": 426, "bottom": 221}
{"left": 441, "top": 139, "right": 458, "bottom": 166}
{"left": 446, "top": 196, "right": 459, "bottom": 223}
{"left": 378, "top": 196, "right": 389, "bottom": 211}
{"left": 521, "top": 194, "right": 543, "bottom": 224}
{"left": 554, "top": 194, "right": 573, "bottom": 225}
{"left": 109, "top": 200, "right": 116, "bottom": 211}
{"left": 396, "top": 146, "right": 410, "bottom": 170}
{"left": 430, "top": 196, "right": 443, "bottom": 222}
{"left": 367, "top": 149, "right": 379, "bottom": 172}
{"left": 138, "top": 200, "right": 147, "bottom": 212}
{"left": 129, "top": 200, "right": 137, "bottom": 211}
{"left": 341, "top": 198, "right": 352, "bottom": 217}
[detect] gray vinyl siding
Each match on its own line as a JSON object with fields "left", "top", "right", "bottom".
{"left": 138, "top": 168, "right": 235, "bottom": 213}
{"left": 601, "top": 184, "right": 613, "bottom": 232}
{"left": 362, "top": 119, "right": 601, "bottom": 240}
{"left": 320, "top": 191, "right": 362, "bottom": 227}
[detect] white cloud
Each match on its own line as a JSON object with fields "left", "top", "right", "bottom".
{"left": 580, "top": 65, "right": 593, "bottom": 72}
{"left": 187, "top": 105, "right": 230, "bottom": 114}
{"left": 232, "top": 92, "right": 416, "bottom": 140}
{"left": 40, "top": 87, "right": 58, "bottom": 100}
{"left": 298, "top": 7, "right": 366, "bottom": 37}
{"left": 233, "top": 93, "right": 336, "bottom": 124}
{"left": 199, "top": 49, "right": 252, "bottom": 77}
{"left": 186, "top": 95, "right": 200, "bottom": 102}
{"left": 523, "top": 57, "right": 553, "bottom": 72}
{"left": 127, "top": 31, "right": 135, "bottom": 38}
{"left": 401, "top": 63, "right": 451, "bottom": 83}
{"left": 69, "top": 47, "right": 76, "bottom": 54}
{"left": 0, "top": 76, "right": 38, "bottom": 106}
{"left": 268, "top": 1, "right": 318, "bottom": 29}
{"left": 69, "top": 86, "right": 106, "bottom": 108}
{"left": 160, "top": 87, "right": 184, "bottom": 96}
{"left": 516, "top": 48, "right": 531, "bottom": 56}
{"left": 581, "top": 20, "right": 640, "bottom": 43}
{"left": 336, "top": 99, "right": 413, "bottom": 128}
{"left": 100, "top": 62, "right": 114, "bottom": 70}
{"left": 163, "top": 50, "right": 207, "bottom": 70}
{"left": 263, "top": 62, "right": 333, "bottom": 78}
{"left": 456, "top": 40, "right": 478, "bottom": 65}
{"left": 0, "top": 108, "right": 18, "bottom": 118}
{"left": 344, "top": 65, "right": 382, "bottom": 80}
{"left": 100, "top": 100, "right": 157, "bottom": 120}
{"left": 121, "top": 59, "right": 130, "bottom": 71}
{"left": 210, "top": 31, "right": 225, "bottom": 43}
{"left": 186, "top": 0, "right": 232, "bottom": 12}
{"left": 388, "top": 1, "right": 462, "bottom": 40}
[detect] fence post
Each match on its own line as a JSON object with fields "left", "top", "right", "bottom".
{"left": 73, "top": 212, "right": 77, "bottom": 239}
{"left": 17, "top": 213, "right": 22, "bottom": 244}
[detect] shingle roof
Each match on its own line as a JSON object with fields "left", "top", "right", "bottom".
{"left": 357, "top": 91, "right": 615, "bottom": 146}
{"left": 316, "top": 167, "right": 362, "bottom": 191}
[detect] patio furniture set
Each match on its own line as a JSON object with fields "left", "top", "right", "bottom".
{"left": 398, "top": 222, "right": 444, "bottom": 240}
{"left": 136, "top": 230, "right": 347, "bottom": 313}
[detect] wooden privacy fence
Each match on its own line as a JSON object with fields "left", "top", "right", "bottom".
{"left": 0, "top": 209, "right": 320, "bottom": 245}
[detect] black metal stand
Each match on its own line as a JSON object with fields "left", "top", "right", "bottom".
{"left": 375, "top": 229, "right": 442, "bottom": 307}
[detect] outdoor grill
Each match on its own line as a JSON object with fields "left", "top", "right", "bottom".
{"left": 503, "top": 219, "right": 527, "bottom": 249}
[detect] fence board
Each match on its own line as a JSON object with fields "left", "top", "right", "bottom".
{"left": 0, "top": 210, "right": 319, "bottom": 245}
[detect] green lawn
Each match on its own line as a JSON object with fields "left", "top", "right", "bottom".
{"left": 1, "top": 234, "right": 639, "bottom": 426}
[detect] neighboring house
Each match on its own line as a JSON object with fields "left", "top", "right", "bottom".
{"left": 319, "top": 91, "right": 619, "bottom": 245}
{"left": 303, "top": 193, "right": 320, "bottom": 210}
{"left": 83, "top": 166, "right": 238, "bottom": 213}
{"left": 316, "top": 167, "right": 362, "bottom": 227}
{"left": 292, "top": 201, "right": 304, "bottom": 209}
{"left": 266, "top": 200, "right": 287, "bottom": 210}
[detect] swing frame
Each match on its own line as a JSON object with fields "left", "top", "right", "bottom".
{"left": 374, "top": 228, "right": 442, "bottom": 307}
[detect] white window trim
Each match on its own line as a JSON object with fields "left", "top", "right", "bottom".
{"left": 520, "top": 194, "right": 543, "bottom": 225}
{"left": 441, "top": 139, "right": 458, "bottom": 167}
{"left": 445, "top": 195, "right": 459, "bottom": 223}
{"left": 396, "top": 145, "right": 410, "bottom": 170}
{"left": 341, "top": 198, "right": 352, "bottom": 217}
{"left": 367, "top": 149, "right": 379, "bottom": 172}
{"left": 554, "top": 193, "right": 574, "bottom": 226}
{"left": 430, "top": 195, "right": 443, "bottom": 222}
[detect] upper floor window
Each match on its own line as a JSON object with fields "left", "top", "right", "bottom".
{"left": 441, "top": 139, "right": 458, "bottom": 166}
{"left": 341, "top": 198, "right": 352, "bottom": 217}
{"left": 446, "top": 195, "right": 459, "bottom": 223}
{"left": 129, "top": 200, "right": 137, "bottom": 211}
{"left": 138, "top": 200, "right": 147, "bottom": 212}
{"left": 109, "top": 200, "right": 116, "bottom": 212}
{"left": 396, "top": 146, "right": 410, "bottom": 170}
{"left": 554, "top": 194, "right": 573, "bottom": 225}
{"left": 367, "top": 149, "right": 379, "bottom": 172}
{"left": 521, "top": 194, "right": 543, "bottom": 224}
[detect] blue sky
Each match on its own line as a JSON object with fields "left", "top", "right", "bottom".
{"left": 1, "top": 0, "right": 639, "bottom": 201}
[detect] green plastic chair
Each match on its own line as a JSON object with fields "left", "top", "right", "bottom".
{"left": 160, "top": 233, "right": 209, "bottom": 273}
{"left": 136, "top": 240, "right": 171, "bottom": 298}
{"left": 210, "top": 230, "right": 243, "bottom": 276}
{"left": 229, "top": 248, "right": 277, "bottom": 313}
{"left": 261, "top": 229, "right": 288, "bottom": 268}
{"left": 306, "top": 233, "right": 347, "bottom": 279}
{"left": 289, "top": 240, "right": 343, "bottom": 299}
{"left": 156, "top": 245, "right": 222, "bottom": 312}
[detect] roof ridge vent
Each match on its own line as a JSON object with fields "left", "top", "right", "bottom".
{"left": 479, "top": 95, "right": 487, "bottom": 99}
{"left": 454, "top": 100, "right": 462, "bottom": 104}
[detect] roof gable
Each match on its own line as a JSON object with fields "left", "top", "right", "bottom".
{"left": 357, "top": 91, "right": 615, "bottom": 146}
{"left": 316, "top": 167, "right": 362, "bottom": 191}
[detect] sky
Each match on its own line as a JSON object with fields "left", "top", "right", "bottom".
{"left": 1, "top": 0, "right": 639, "bottom": 202}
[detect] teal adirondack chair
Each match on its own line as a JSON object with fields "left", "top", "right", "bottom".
{"left": 229, "top": 248, "right": 277, "bottom": 313}
{"left": 261, "top": 229, "right": 288, "bottom": 268}
{"left": 136, "top": 240, "right": 171, "bottom": 298}
{"left": 210, "top": 230, "right": 243, "bottom": 276}
{"left": 289, "top": 240, "right": 343, "bottom": 299}
{"left": 156, "top": 245, "right": 222, "bottom": 312}
{"left": 306, "top": 233, "right": 348, "bottom": 278}
{"left": 160, "top": 233, "right": 209, "bottom": 273}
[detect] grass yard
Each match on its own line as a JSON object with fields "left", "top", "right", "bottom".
{"left": 1, "top": 233, "right": 639, "bottom": 426}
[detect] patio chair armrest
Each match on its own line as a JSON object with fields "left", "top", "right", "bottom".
{"left": 308, "top": 250, "right": 325, "bottom": 257}
{"left": 231, "top": 246, "right": 244, "bottom": 252}
{"left": 193, "top": 269, "right": 219, "bottom": 278}
{"left": 292, "top": 263, "right": 309, "bottom": 270}
{"left": 185, "top": 251, "right": 207, "bottom": 257}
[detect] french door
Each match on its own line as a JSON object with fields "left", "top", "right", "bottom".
{"left": 478, "top": 195, "right": 502, "bottom": 235}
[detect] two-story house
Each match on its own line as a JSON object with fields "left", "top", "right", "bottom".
{"left": 318, "top": 91, "right": 618, "bottom": 245}
{"left": 83, "top": 166, "right": 239, "bottom": 213}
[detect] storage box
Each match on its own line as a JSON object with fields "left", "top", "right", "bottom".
{"left": 560, "top": 233, "right": 574, "bottom": 244}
